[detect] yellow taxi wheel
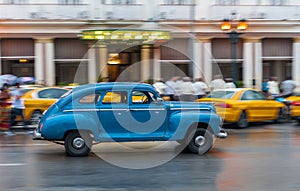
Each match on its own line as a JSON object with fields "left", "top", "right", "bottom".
{"left": 236, "top": 111, "right": 248, "bottom": 129}
{"left": 30, "top": 111, "right": 43, "bottom": 126}
{"left": 276, "top": 108, "right": 287, "bottom": 123}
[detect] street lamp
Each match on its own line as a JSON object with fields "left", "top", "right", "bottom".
{"left": 221, "top": 19, "right": 248, "bottom": 83}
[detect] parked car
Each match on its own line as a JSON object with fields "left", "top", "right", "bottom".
{"left": 197, "top": 88, "right": 286, "bottom": 128}
{"left": 22, "top": 87, "right": 69, "bottom": 126}
{"left": 33, "top": 82, "right": 227, "bottom": 157}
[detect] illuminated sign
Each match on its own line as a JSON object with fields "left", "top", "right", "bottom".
{"left": 81, "top": 29, "right": 171, "bottom": 44}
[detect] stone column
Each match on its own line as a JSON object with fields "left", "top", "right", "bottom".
{"left": 153, "top": 45, "right": 161, "bottom": 81}
{"left": 98, "top": 44, "right": 108, "bottom": 81}
{"left": 141, "top": 45, "right": 151, "bottom": 82}
{"left": 193, "top": 39, "right": 202, "bottom": 79}
{"left": 293, "top": 38, "right": 300, "bottom": 90}
{"left": 254, "top": 41, "right": 263, "bottom": 90}
{"left": 243, "top": 38, "right": 262, "bottom": 89}
{"left": 88, "top": 45, "right": 97, "bottom": 83}
{"left": 34, "top": 38, "right": 55, "bottom": 86}
{"left": 202, "top": 39, "right": 212, "bottom": 82}
{"left": 243, "top": 40, "right": 254, "bottom": 88}
{"left": 34, "top": 39, "right": 44, "bottom": 85}
{"left": 45, "top": 39, "right": 55, "bottom": 86}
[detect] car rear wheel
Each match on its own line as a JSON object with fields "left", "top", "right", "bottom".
{"left": 30, "top": 110, "right": 43, "bottom": 126}
{"left": 186, "top": 128, "right": 213, "bottom": 155}
{"left": 276, "top": 107, "right": 287, "bottom": 123}
{"left": 65, "top": 131, "right": 92, "bottom": 157}
{"left": 236, "top": 111, "right": 248, "bottom": 128}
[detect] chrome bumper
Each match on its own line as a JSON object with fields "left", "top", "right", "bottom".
{"left": 216, "top": 128, "right": 228, "bottom": 139}
{"left": 33, "top": 129, "right": 43, "bottom": 140}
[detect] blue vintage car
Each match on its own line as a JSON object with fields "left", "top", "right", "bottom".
{"left": 33, "top": 82, "right": 227, "bottom": 156}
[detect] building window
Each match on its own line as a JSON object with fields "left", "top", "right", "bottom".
{"left": 271, "top": 0, "right": 285, "bottom": 5}
{"left": 5, "top": 0, "right": 27, "bottom": 4}
{"left": 163, "top": 0, "right": 194, "bottom": 5}
{"left": 104, "top": 0, "right": 137, "bottom": 4}
{"left": 216, "top": 0, "right": 239, "bottom": 5}
{"left": 58, "top": 0, "right": 82, "bottom": 4}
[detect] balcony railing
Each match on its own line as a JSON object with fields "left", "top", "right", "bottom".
{"left": 1, "top": 3, "right": 298, "bottom": 21}
{"left": 0, "top": 4, "right": 89, "bottom": 20}
{"left": 209, "top": 5, "right": 300, "bottom": 20}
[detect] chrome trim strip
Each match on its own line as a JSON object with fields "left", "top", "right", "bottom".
{"left": 63, "top": 109, "right": 100, "bottom": 112}
{"left": 170, "top": 108, "right": 211, "bottom": 111}
{"left": 130, "top": 108, "right": 166, "bottom": 111}
{"left": 100, "top": 109, "right": 128, "bottom": 111}
{"left": 64, "top": 108, "right": 166, "bottom": 112}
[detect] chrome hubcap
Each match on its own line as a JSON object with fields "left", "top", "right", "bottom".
{"left": 73, "top": 137, "right": 85, "bottom": 149}
{"left": 195, "top": 135, "right": 206, "bottom": 147}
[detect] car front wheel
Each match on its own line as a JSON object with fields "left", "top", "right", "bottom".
{"left": 64, "top": 131, "right": 92, "bottom": 157}
{"left": 187, "top": 128, "right": 213, "bottom": 155}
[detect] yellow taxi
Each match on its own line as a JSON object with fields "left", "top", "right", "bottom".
{"left": 22, "top": 87, "right": 69, "bottom": 126}
{"left": 286, "top": 94, "right": 300, "bottom": 122}
{"left": 197, "top": 88, "right": 286, "bottom": 128}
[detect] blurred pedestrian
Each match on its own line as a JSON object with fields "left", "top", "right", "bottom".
{"left": 210, "top": 75, "right": 226, "bottom": 91}
{"left": 165, "top": 76, "right": 183, "bottom": 101}
{"left": 280, "top": 76, "right": 296, "bottom": 98}
{"left": 179, "top": 77, "right": 196, "bottom": 101}
{"left": 193, "top": 78, "right": 208, "bottom": 99}
{"left": 152, "top": 79, "right": 167, "bottom": 97}
{"left": 267, "top": 76, "right": 280, "bottom": 96}
{"left": 165, "top": 77, "right": 177, "bottom": 101}
{"left": 225, "top": 78, "right": 236, "bottom": 88}
{"left": 262, "top": 78, "right": 269, "bottom": 94}
{"left": 10, "top": 82, "right": 25, "bottom": 127}
{"left": 0, "top": 83, "right": 12, "bottom": 133}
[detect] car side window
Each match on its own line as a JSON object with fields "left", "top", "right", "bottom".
{"left": 241, "top": 91, "right": 266, "bottom": 100}
{"left": 79, "top": 93, "right": 101, "bottom": 104}
{"left": 38, "top": 89, "right": 68, "bottom": 99}
{"left": 102, "top": 91, "right": 127, "bottom": 104}
{"left": 131, "top": 91, "right": 155, "bottom": 104}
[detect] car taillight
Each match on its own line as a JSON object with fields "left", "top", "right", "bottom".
{"left": 291, "top": 101, "right": 300, "bottom": 106}
{"left": 215, "top": 103, "right": 231, "bottom": 108}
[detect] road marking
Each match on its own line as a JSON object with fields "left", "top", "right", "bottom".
{"left": 0, "top": 143, "right": 51, "bottom": 147}
{"left": 0, "top": 163, "right": 26, "bottom": 167}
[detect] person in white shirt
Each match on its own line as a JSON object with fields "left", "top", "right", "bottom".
{"left": 152, "top": 79, "right": 167, "bottom": 96}
{"left": 210, "top": 75, "right": 226, "bottom": 91}
{"left": 165, "top": 76, "right": 182, "bottom": 101}
{"left": 280, "top": 77, "right": 296, "bottom": 97}
{"left": 225, "top": 78, "right": 236, "bottom": 88}
{"left": 193, "top": 78, "right": 208, "bottom": 99}
{"left": 179, "top": 77, "right": 196, "bottom": 101}
{"left": 267, "top": 76, "right": 280, "bottom": 96}
{"left": 10, "top": 82, "right": 25, "bottom": 126}
{"left": 165, "top": 77, "right": 177, "bottom": 101}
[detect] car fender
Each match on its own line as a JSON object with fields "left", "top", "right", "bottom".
{"left": 168, "top": 111, "right": 221, "bottom": 140}
{"left": 41, "top": 113, "right": 100, "bottom": 140}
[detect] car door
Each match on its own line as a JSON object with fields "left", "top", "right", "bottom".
{"left": 128, "top": 90, "right": 167, "bottom": 140}
{"left": 98, "top": 90, "right": 132, "bottom": 141}
{"left": 240, "top": 90, "right": 275, "bottom": 120}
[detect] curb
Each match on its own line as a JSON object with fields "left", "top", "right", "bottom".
{"left": 10, "top": 125, "right": 36, "bottom": 130}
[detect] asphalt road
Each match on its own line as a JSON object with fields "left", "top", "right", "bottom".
{"left": 1, "top": 122, "right": 300, "bottom": 191}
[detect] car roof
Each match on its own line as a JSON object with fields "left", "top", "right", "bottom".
{"left": 22, "top": 86, "right": 69, "bottom": 98}
{"left": 213, "top": 88, "right": 254, "bottom": 92}
{"left": 73, "top": 82, "right": 153, "bottom": 92}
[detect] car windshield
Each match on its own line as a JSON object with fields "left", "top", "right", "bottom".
{"left": 207, "top": 91, "right": 236, "bottom": 99}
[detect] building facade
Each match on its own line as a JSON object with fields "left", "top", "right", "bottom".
{"left": 0, "top": 0, "right": 300, "bottom": 89}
